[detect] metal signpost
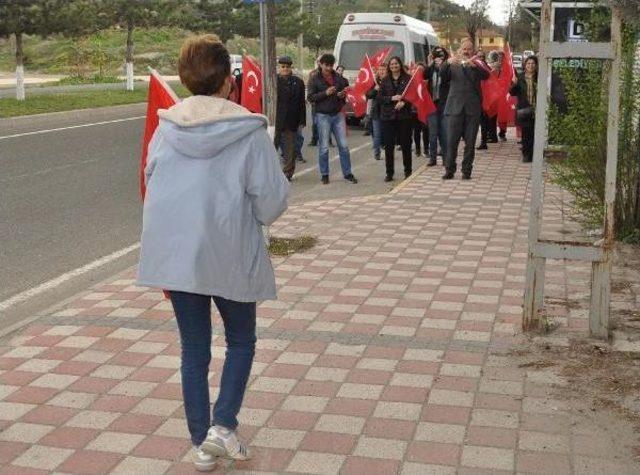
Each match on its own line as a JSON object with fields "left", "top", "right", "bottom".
{"left": 520, "top": 0, "right": 622, "bottom": 338}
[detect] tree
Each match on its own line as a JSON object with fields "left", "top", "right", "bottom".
{"left": 101, "top": 0, "right": 163, "bottom": 90}
{"left": 0, "top": 0, "right": 40, "bottom": 100}
{"left": 465, "top": 0, "right": 489, "bottom": 48}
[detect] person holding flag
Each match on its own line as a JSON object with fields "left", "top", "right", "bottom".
{"left": 365, "top": 62, "right": 389, "bottom": 161}
{"left": 137, "top": 34, "right": 289, "bottom": 471}
{"left": 441, "top": 38, "right": 490, "bottom": 180}
{"left": 379, "top": 56, "right": 414, "bottom": 182}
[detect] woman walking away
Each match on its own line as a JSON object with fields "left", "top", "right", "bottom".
{"left": 365, "top": 63, "right": 388, "bottom": 161}
{"left": 137, "top": 35, "right": 289, "bottom": 472}
{"left": 380, "top": 56, "right": 414, "bottom": 182}
{"left": 511, "top": 55, "right": 538, "bottom": 162}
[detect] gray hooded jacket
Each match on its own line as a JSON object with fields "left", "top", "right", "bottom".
{"left": 137, "top": 95, "right": 289, "bottom": 302}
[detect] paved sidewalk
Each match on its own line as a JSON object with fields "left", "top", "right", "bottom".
{"left": 1, "top": 140, "right": 638, "bottom": 474}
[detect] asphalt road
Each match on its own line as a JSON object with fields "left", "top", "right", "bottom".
{"left": 0, "top": 103, "right": 420, "bottom": 335}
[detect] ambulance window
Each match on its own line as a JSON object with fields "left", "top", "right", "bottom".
{"left": 413, "top": 43, "right": 425, "bottom": 63}
{"left": 338, "top": 41, "right": 405, "bottom": 70}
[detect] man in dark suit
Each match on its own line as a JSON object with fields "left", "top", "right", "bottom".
{"left": 441, "top": 39, "right": 490, "bottom": 180}
{"left": 275, "top": 56, "right": 306, "bottom": 181}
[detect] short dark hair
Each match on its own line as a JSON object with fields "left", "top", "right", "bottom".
{"left": 178, "top": 34, "right": 230, "bottom": 96}
{"left": 319, "top": 53, "right": 336, "bottom": 66}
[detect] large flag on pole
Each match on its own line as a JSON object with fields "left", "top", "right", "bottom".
{"left": 241, "top": 56, "right": 263, "bottom": 113}
{"left": 402, "top": 65, "right": 436, "bottom": 124}
{"left": 140, "top": 69, "right": 179, "bottom": 200}
{"left": 345, "top": 54, "right": 375, "bottom": 118}
{"left": 370, "top": 46, "right": 393, "bottom": 68}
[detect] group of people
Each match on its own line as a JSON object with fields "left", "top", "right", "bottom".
{"left": 275, "top": 39, "right": 540, "bottom": 184}
{"left": 137, "top": 34, "right": 542, "bottom": 473}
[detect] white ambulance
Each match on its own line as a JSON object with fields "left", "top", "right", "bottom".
{"left": 333, "top": 12, "right": 439, "bottom": 122}
{"left": 334, "top": 13, "right": 439, "bottom": 75}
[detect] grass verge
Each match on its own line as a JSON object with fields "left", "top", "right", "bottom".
{"left": 269, "top": 235, "right": 318, "bottom": 257}
{"left": 0, "top": 83, "right": 190, "bottom": 118}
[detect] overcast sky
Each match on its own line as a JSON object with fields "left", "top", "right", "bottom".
{"left": 450, "top": 0, "right": 510, "bottom": 26}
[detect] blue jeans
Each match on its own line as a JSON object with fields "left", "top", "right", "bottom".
{"left": 169, "top": 291, "right": 256, "bottom": 446}
{"left": 372, "top": 118, "right": 382, "bottom": 157}
{"left": 428, "top": 107, "right": 447, "bottom": 163}
{"left": 317, "top": 112, "right": 352, "bottom": 177}
{"left": 295, "top": 128, "right": 304, "bottom": 157}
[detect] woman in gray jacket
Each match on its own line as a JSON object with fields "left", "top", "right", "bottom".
{"left": 137, "top": 35, "right": 289, "bottom": 471}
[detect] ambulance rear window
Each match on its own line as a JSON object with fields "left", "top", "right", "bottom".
{"left": 339, "top": 41, "right": 405, "bottom": 70}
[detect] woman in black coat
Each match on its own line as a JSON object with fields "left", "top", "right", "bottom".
{"left": 511, "top": 55, "right": 539, "bottom": 162}
{"left": 379, "top": 56, "right": 414, "bottom": 181}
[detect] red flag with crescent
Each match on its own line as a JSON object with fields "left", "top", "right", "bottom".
{"left": 402, "top": 65, "right": 436, "bottom": 124}
{"left": 241, "top": 56, "right": 262, "bottom": 113}
{"left": 140, "top": 69, "right": 179, "bottom": 200}
{"left": 353, "top": 54, "right": 375, "bottom": 96}
{"left": 370, "top": 46, "right": 393, "bottom": 68}
{"left": 344, "top": 86, "right": 367, "bottom": 118}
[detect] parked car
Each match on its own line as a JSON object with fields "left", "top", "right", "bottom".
{"left": 230, "top": 54, "right": 243, "bottom": 74}
{"left": 523, "top": 50, "right": 535, "bottom": 58}
{"left": 512, "top": 54, "right": 523, "bottom": 72}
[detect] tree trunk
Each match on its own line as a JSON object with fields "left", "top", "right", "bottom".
{"left": 125, "top": 21, "right": 134, "bottom": 91}
{"left": 264, "top": 0, "right": 277, "bottom": 132}
{"left": 15, "top": 31, "right": 25, "bottom": 101}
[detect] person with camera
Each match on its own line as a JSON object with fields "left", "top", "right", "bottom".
{"left": 307, "top": 53, "right": 357, "bottom": 185}
{"left": 511, "top": 55, "right": 538, "bottom": 162}
{"left": 379, "top": 56, "right": 414, "bottom": 182}
{"left": 441, "top": 38, "right": 490, "bottom": 180}
{"left": 425, "top": 46, "right": 450, "bottom": 166}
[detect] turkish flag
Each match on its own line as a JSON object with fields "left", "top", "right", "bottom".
{"left": 370, "top": 46, "right": 393, "bottom": 69}
{"left": 402, "top": 65, "right": 436, "bottom": 124}
{"left": 481, "top": 70, "right": 502, "bottom": 117}
{"left": 140, "top": 69, "right": 179, "bottom": 200}
{"left": 499, "top": 42, "right": 516, "bottom": 90}
{"left": 241, "top": 56, "right": 262, "bottom": 113}
{"left": 352, "top": 54, "right": 375, "bottom": 97}
{"left": 345, "top": 86, "right": 367, "bottom": 118}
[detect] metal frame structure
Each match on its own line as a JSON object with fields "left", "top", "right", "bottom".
{"left": 520, "top": 0, "right": 622, "bottom": 338}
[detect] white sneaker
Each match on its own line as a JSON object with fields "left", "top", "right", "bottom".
{"left": 201, "top": 425, "right": 251, "bottom": 461}
{"left": 193, "top": 445, "right": 217, "bottom": 472}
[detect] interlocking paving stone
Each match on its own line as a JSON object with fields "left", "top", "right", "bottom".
{"left": 2, "top": 141, "right": 639, "bottom": 474}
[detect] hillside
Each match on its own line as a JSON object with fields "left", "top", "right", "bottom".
{"left": 0, "top": 0, "right": 471, "bottom": 77}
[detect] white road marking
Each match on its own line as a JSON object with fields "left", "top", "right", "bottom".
{"left": 295, "top": 142, "right": 372, "bottom": 178}
{"left": 3, "top": 157, "right": 103, "bottom": 181}
{"left": 0, "top": 138, "right": 372, "bottom": 313}
{"left": 0, "top": 116, "right": 146, "bottom": 140}
{"left": 0, "top": 243, "right": 140, "bottom": 313}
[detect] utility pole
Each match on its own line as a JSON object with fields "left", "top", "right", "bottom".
{"left": 427, "top": 0, "right": 431, "bottom": 22}
{"left": 259, "top": 0, "right": 277, "bottom": 133}
{"left": 298, "top": 0, "right": 304, "bottom": 74}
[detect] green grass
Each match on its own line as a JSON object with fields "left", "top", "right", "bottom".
{"left": 0, "top": 27, "right": 319, "bottom": 77}
{"left": 0, "top": 83, "right": 190, "bottom": 118}
{"left": 268, "top": 235, "right": 318, "bottom": 257}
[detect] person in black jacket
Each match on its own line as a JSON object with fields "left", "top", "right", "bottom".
{"left": 425, "top": 46, "right": 450, "bottom": 166}
{"left": 441, "top": 39, "right": 490, "bottom": 180}
{"left": 275, "top": 56, "right": 306, "bottom": 181}
{"left": 307, "top": 53, "right": 357, "bottom": 185}
{"left": 379, "top": 56, "right": 414, "bottom": 182}
{"left": 365, "top": 63, "right": 388, "bottom": 161}
{"left": 511, "top": 55, "right": 538, "bottom": 163}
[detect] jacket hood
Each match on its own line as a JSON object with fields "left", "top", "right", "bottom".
{"left": 157, "top": 95, "right": 268, "bottom": 159}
